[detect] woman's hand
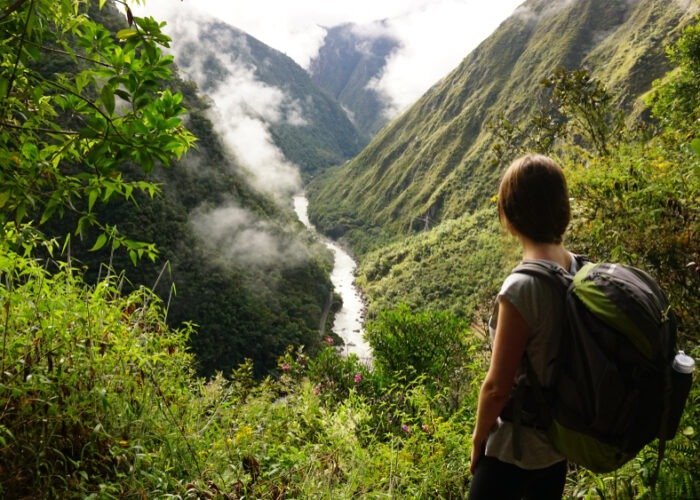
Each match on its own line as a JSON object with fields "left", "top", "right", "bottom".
{"left": 470, "top": 433, "right": 487, "bottom": 474}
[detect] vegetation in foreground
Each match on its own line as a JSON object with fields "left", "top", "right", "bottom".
{"left": 0, "top": 245, "right": 698, "bottom": 497}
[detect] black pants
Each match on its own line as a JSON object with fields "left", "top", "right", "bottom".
{"left": 468, "top": 455, "right": 567, "bottom": 500}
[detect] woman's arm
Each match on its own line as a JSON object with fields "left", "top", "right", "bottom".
{"left": 470, "top": 295, "right": 531, "bottom": 473}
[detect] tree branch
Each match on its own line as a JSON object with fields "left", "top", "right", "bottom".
{"left": 3, "top": 0, "right": 35, "bottom": 104}
{"left": 12, "top": 36, "right": 115, "bottom": 69}
{"left": 0, "top": 120, "right": 80, "bottom": 135}
{"left": 0, "top": 0, "right": 29, "bottom": 23}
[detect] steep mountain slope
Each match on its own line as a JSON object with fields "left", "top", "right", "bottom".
{"left": 355, "top": 207, "right": 520, "bottom": 322}
{"left": 308, "top": 0, "right": 699, "bottom": 253}
{"left": 169, "top": 19, "right": 365, "bottom": 179}
{"left": 44, "top": 3, "right": 336, "bottom": 377}
{"left": 309, "top": 22, "right": 400, "bottom": 138}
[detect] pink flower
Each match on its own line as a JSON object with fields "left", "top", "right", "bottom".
{"left": 354, "top": 372, "right": 362, "bottom": 384}
{"left": 281, "top": 363, "right": 291, "bottom": 372}
{"left": 421, "top": 424, "right": 430, "bottom": 433}
{"left": 401, "top": 424, "right": 410, "bottom": 434}
{"left": 323, "top": 336, "right": 334, "bottom": 346}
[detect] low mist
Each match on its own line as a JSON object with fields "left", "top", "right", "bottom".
{"left": 189, "top": 201, "right": 309, "bottom": 269}
{"left": 166, "top": 11, "right": 304, "bottom": 202}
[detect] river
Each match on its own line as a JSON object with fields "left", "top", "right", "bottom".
{"left": 293, "top": 195, "right": 371, "bottom": 362}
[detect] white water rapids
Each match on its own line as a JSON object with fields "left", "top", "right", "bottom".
{"left": 293, "top": 195, "right": 371, "bottom": 362}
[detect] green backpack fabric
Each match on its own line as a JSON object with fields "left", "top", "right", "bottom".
{"left": 509, "top": 258, "right": 680, "bottom": 473}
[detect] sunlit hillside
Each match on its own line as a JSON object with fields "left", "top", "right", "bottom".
{"left": 308, "top": 0, "right": 699, "bottom": 252}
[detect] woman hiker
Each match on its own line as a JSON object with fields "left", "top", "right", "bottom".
{"left": 469, "top": 154, "right": 575, "bottom": 499}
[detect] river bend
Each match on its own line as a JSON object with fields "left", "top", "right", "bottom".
{"left": 293, "top": 195, "right": 371, "bottom": 361}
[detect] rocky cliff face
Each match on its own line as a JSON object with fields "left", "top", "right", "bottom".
{"left": 309, "top": 22, "right": 400, "bottom": 138}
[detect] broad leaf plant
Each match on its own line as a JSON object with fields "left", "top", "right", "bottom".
{"left": 0, "top": 0, "right": 195, "bottom": 262}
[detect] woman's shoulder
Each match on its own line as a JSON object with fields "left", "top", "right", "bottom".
{"left": 500, "top": 265, "right": 562, "bottom": 331}
{"left": 500, "top": 269, "right": 540, "bottom": 297}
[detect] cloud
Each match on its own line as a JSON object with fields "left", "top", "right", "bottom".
{"left": 348, "top": 20, "right": 392, "bottom": 38}
{"left": 157, "top": 9, "right": 303, "bottom": 201}
{"left": 137, "top": 0, "right": 523, "bottom": 117}
{"left": 364, "top": 0, "right": 523, "bottom": 114}
{"left": 511, "top": 0, "right": 578, "bottom": 25}
{"left": 511, "top": 4, "right": 538, "bottom": 24}
{"left": 189, "top": 201, "right": 308, "bottom": 268}
{"left": 121, "top": 6, "right": 314, "bottom": 270}
{"left": 673, "top": 0, "right": 700, "bottom": 12}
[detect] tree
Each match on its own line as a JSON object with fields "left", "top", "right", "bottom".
{"left": 649, "top": 21, "right": 700, "bottom": 145}
{"left": 0, "top": 0, "right": 195, "bottom": 261}
{"left": 541, "top": 67, "right": 625, "bottom": 157}
{"left": 365, "top": 305, "right": 473, "bottom": 389}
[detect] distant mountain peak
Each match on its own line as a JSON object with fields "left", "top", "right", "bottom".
{"left": 309, "top": 21, "right": 401, "bottom": 138}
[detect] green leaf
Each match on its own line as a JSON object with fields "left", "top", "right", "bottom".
{"left": 75, "top": 71, "right": 90, "bottom": 92}
{"left": 690, "top": 138, "right": 700, "bottom": 156}
{"left": 116, "top": 28, "right": 138, "bottom": 40}
{"left": 25, "top": 44, "right": 41, "bottom": 63}
{"left": 0, "top": 192, "right": 9, "bottom": 208}
{"left": 88, "top": 189, "right": 98, "bottom": 212}
{"left": 61, "top": 234, "right": 72, "bottom": 255}
{"left": 101, "top": 85, "right": 115, "bottom": 115}
{"left": 21, "top": 143, "right": 38, "bottom": 160}
{"left": 89, "top": 233, "right": 108, "bottom": 252}
{"left": 114, "top": 89, "right": 131, "bottom": 102}
{"left": 75, "top": 215, "right": 92, "bottom": 238}
{"left": 103, "top": 185, "right": 115, "bottom": 202}
{"left": 128, "top": 250, "right": 137, "bottom": 266}
{"left": 15, "top": 203, "right": 26, "bottom": 224}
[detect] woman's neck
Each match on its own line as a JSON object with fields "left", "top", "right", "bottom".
{"left": 519, "top": 237, "right": 570, "bottom": 269}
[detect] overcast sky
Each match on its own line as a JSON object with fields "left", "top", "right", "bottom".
{"left": 135, "top": 0, "right": 524, "bottom": 113}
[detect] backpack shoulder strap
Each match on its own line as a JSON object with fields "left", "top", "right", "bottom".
{"left": 512, "top": 259, "right": 572, "bottom": 292}
{"left": 508, "top": 255, "right": 581, "bottom": 454}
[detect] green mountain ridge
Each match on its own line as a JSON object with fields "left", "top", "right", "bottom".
{"left": 171, "top": 19, "right": 366, "bottom": 180}
{"left": 41, "top": 3, "right": 337, "bottom": 377}
{"left": 308, "top": 0, "right": 699, "bottom": 253}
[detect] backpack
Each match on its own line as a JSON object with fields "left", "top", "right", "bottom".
{"left": 505, "top": 257, "right": 686, "bottom": 474}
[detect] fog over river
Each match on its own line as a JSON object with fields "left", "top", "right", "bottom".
{"left": 293, "top": 195, "right": 372, "bottom": 362}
